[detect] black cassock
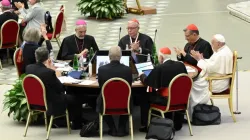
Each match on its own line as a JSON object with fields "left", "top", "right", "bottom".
{"left": 57, "top": 34, "right": 99, "bottom": 60}
{"left": 140, "top": 60, "right": 188, "bottom": 131}
{"left": 177, "top": 38, "right": 213, "bottom": 66}
{"left": 118, "top": 33, "right": 153, "bottom": 63}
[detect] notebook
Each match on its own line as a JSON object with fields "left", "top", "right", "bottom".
{"left": 142, "top": 69, "right": 152, "bottom": 77}
{"left": 68, "top": 71, "right": 82, "bottom": 79}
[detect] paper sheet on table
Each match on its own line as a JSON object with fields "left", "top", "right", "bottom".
{"left": 54, "top": 63, "right": 67, "bottom": 68}
{"left": 58, "top": 76, "right": 81, "bottom": 84}
{"left": 56, "top": 67, "right": 72, "bottom": 72}
{"left": 186, "top": 66, "right": 196, "bottom": 72}
{"left": 79, "top": 80, "right": 96, "bottom": 85}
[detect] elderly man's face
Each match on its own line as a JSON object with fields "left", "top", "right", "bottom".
{"left": 184, "top": 30, "right": 197, "bottom": 44}
{"left": 75, "top": 26, "right": 87, "bottom": 39}
{"left": 127, "top": 22, "right": 139, "bottom": 38}
{"left": 29, "top": 0, "right": 36, "bottom": 5}
{"left": 211, "top": 38, "right": 220, "bottom": 52}
{"left": 158, "top": 54, "right": 163, "bottom": 64}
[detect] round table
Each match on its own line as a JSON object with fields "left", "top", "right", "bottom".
{"left": 63, "top": 63, "right": 198, "bottom": 88}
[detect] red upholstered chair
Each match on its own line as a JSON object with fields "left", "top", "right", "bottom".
{"left": 147, "top": 74, "right": 193, "bottom": 136}
{"left": 13, "top": 48, "right": 23, "bottom": 77}
{"left": 207, "top": 51, "right": 237, "bottom": 122}
{"left": 99, "top": 78, "right": 133, "bottom": 140}
{"left": 22, "top": 74, "right": 71, "bottom": 140}
{"left": 0, "top": 19, "right": 19, "bottom": 69}
{"left": 60, "top": 4, "right": 65, "bottom": 12}
{"left": 46, "top": 11, "right": 64, "bottom": 47}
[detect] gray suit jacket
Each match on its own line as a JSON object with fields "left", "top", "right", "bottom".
{"left": 19, "top": 3, "right": 45, "bottom": 30}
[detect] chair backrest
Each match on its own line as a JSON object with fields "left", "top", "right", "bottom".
{"left": 13, "top": 48, "right": 24, "bottom": 77}
{"left": 52, "top": 11, "right": 64, "bottom": 38}
{"left": 166, "top": 74, "right": 193, "bottom": 111}
{"left": 60, "top": 5, "right": 65, "bottom": 13}
{"left": 101, "top": 78, "right": 131, "bottom": 115}
{"left": 22, "top": 74, "right": 47, "bottom": 112}
{"left": 0, "top": 19, "right": 19, "bottom": 49}
{"left": 229, "top": 51, "right": 237, "bottom": 95}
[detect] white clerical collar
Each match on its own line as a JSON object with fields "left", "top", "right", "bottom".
{"left": 163, "top": 58, "right": 171, "bottom": 63}
{"left": 129, "top": 33, "right": 139, "bottom": 44}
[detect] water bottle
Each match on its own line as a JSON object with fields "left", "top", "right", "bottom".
{"left": 88, "top": 62, "right": 92, "bottom": 77}
{"left": 79, "top": 55, "right": 84, "bottom": 68}
{"left": 147, "top": 53, "right": 151, "bottom": 62}
{"left": 73, "top": 55, "right": 79, "bottom": 70}
{"left": 126, "top": 44, "right": 129, "bottom": 50}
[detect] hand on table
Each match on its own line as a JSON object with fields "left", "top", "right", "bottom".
{"left": 55, "top": 70, "right": 63, "bottom": 77}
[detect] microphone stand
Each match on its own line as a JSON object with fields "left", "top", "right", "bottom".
{"left": 234, "top": 56, "right": 242, "bottom": 114}
{"left": 154, "top": 29, "right": 157, "bottom": 44}
{"left": 118, "top": 27, "right": 121, "bottom": 42}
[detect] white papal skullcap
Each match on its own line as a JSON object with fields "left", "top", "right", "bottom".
{"left": 214, "top": 34, "right": 225, "bottom": 43}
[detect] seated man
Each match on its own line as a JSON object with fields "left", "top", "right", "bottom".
{"left": 57, "top": 19, "right": 99, "bottom": 60}
{"left": 0, "top": 0, "right": 18, "bottom": 27}
{"left": 189, "top": 34, "right": 233, "bottom": 118}
{"left": 140, "top": 47, "right": 188, "bottom": 131}
{"left": 0, "top": 0, "right": 18, "bottom": 61}
{"left": 96, "top": 46, "right": 133, "bottom": 137}
{"left": 25, "top": 47, "right": 84, "bottom": 129}
{"left": 118, "top": 18, "right": 153, "bottom": 63}
{"left": 174, "top": 24, "right": 213, "bottom": 71}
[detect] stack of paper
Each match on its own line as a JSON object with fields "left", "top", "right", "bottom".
{"left": 186, "top": 66, "right": 196, "bottom": 72}
{"left": 54, "top": 63, "right": 67, "bottom": 68}
{"left": 56, "top": 67, "right": 72, "bottom": 72}
{"left": 79, "top": 80, "right": 96, "bottom": 85}
{"left": 58, "top": 76, "right": 82, "bottom": 84}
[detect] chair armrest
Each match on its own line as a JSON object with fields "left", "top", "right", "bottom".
{"left": 206, "top": 75, "right": 232, "bottom": 81}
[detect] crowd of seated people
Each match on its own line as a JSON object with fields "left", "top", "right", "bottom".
{"left": 0, "top": 1, "right": 234, "bottom": 137}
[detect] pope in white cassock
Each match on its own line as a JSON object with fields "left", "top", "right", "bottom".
{"left": 189, "top": 34, "right": 233, "bottom": 119}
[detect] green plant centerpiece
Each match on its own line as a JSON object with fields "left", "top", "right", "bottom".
{"left": 77, "top": 0, "right": 125, "bottom": 19}
{"left": 152, "top": 42, "right": 159, "bottom": 65}
{"left": 2, "top": 74, "right": 39, "bottom": 123}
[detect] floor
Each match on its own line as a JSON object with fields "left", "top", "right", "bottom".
{"left": 1, "top": 0, "right": 250, "bottom": 139}
{"left": 1, "top": 71, "right": 250, "bottom": 140}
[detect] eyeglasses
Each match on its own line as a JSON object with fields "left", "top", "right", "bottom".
{"left": 127, "top": 27, "right": 138, "bottom": 30}
{"left": 185, "top": 34, "right": 193, "bottom": 38}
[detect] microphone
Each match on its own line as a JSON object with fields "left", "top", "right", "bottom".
{"left": 153, "top": 29, "right": 158, "bottom": 43}
{"left": 118, "top": 27, "right": 122, "bottom": 41}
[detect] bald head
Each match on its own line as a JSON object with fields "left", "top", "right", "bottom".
{"left": 109, "top": 46, "right": 122, "bottom": 61}
{"left": 211, "top": 34, "right": 226, "bottom": 52}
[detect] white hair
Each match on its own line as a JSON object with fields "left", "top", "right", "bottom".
{"left": 158, "top": 51, "right": 170, "bottom": 61}
{"left": 109, "top": 46, "right": 122, "bottom": 61}
{"left": 213, "top": 34, "right": 225, "bottom": 43}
